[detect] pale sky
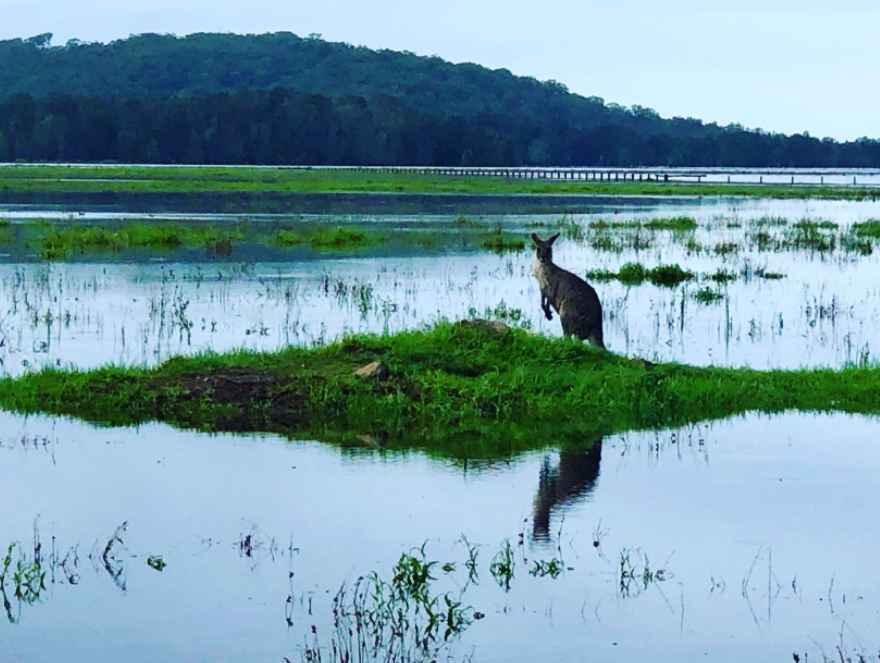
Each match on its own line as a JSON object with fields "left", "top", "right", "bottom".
{"left": 1, "top": 0, "right": 877, "bottom": 141}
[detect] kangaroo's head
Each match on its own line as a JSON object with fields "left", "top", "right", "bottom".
{"left": 531, "top": 233, "right": 560, "bottom": 265}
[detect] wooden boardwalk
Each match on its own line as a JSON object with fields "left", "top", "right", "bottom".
{"left": 286, "top": 165, "right": 880, "bottom": 186}
{"left": 5, "top": 163, "right": 880, "bottom": 185}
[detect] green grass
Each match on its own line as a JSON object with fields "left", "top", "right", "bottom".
{"left": 852, "top": 220, "right": 880, "bottom": 239}
{"left": 643, "top": 216, "right": 698, "bottom": 231}
{"left": 709, "top": 269, "right": 737, "bottom": 283}
{"left": 4, "top": 321, "right": 880, "bottom": 460}
{"left": 269, "top": 229, "right": 304, "bottom": 247}
{"left": 0, "top": 218, "right": 530, "bottom": 260}
{"left": 754, "top": 216, "right": 789, "bottom": 227}
{"left": 0, "top": 165, "right": 878, "bottom": 200}
{"left": 587, "top": 263, "right": 694, "bottom": 287}
{"left": 34, "top": 222, "right": 246, "bottom": 260}
{"left": 793, "top": 219, "right": 838, "bottom": 230}
{"left": 714, "top": 242, "right": 740, "bottom": 255}
{"left": 588, "top": 219, "right": 643, "bottom": 230}
{"left": 308, "top": 227, "right": 376, "bottom": 249}
{"left": 750, "top": 225, "right": 864, "bottom": 254}
{"left": 479, "top": 234, "right": 526, "bottom": 253}
{"left": 589, "top": 217, "right": 696, "bottom": 232}
{"left": 693, "top": 287, "right": 724, "bottom": 304}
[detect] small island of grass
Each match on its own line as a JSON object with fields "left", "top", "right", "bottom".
{"left": 1, "top": 321, "right": 879, "bottom": 460}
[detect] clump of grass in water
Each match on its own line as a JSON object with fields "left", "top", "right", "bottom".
{"left": 270, "top": 229, "right": 304, "bottom": 247}
{"left": 714, "top": 242, "right": 740, "bottom": 255}
{"left": 529, "top": 558, "right": 562, "bottom": 578}
{"left": 709, "top": 269, "right": 737, "bottom": 283}
{"left": 303, "top": 544, "right": 474, "bottom": 663}
{"left": 644, "top": 216, "right": 698, "bottom": 231}
{"left": 589, "top": 219, "right": 643, "bottom": 230}
{"left": 489, "top": 539, "right": 515, "bottom": 591}
{"left": 840, "top": 233, "right": 873, "bottom": 256}
{"left": 852, "top": 220, "right": 880, "bottom": 239}
{"left": 793, "top": 219, "right": 838, "bottom": 230}
{"left": 786, "top": 223, "right": 836, "bottom": 252}
{"left": 34, "top": 221, "right": 246, "bottom": 260}
{"left": 649, "top": 264, "right": 694, "bottom": 287}
{"left": 754, "top": 215, "right": 788, "bottom": 227}
{"left": 480, "top": 234, "right": 525, "bottom": 253}
{"left": 1, "top": 541, "right": 46, "bottom": 624}
{"left": 587, "top": 263, "right": 694, "bottom": 287}
{"left": 616, "top": 262, "right": 648, "bottom": 285}
{"left": 684, "top": 237, "right": 702, "bottom": 253}
{"left": 618, "top": 547, "right": 670, "bottom": 599}
{"left": 693, "top": 287, "right": 724, "bottom": 304}
{"left": 309, "top": 227, "right": 375, "bottom": 249}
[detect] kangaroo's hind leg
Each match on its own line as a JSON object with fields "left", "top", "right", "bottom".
{"left": 559, "top": 314, "right": 577, "bottom": 338}
{"left": 588, "top": 327, "right": 606, "bottom": 349}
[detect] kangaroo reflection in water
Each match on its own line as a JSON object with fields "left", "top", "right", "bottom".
{"left": 532, "top": 440, "right": 603, "bottom": 542}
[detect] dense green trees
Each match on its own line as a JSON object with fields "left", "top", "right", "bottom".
{"left": 0, "top": 32, "right": 877, "bottom": 166}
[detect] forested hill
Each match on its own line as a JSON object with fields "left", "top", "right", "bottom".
{"left": 1, "top": 32, "right": 614, "bottom": 125}
{"left": 1, "top": 31, "right": 879, "bottom": 167}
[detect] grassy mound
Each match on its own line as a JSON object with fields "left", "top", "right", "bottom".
{"left": 1, "top": 322, "right": 879, "bottom": 459}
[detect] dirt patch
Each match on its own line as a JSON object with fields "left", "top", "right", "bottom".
{"left": 142, "top": 363, "right": 423, "bottom": 436}
{"left": 151, "top": 366, "right": 314, "bottom": 433}
{"left": 178, "top": 366, "right": 288, "bottom": 403}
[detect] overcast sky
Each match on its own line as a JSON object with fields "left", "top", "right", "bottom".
{"left": 1, "top": 0, "right": 876, "bottom": 141}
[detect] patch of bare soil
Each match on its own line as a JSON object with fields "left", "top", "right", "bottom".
{"left": 161, "top": 366, "right": 313, "bottom": 432}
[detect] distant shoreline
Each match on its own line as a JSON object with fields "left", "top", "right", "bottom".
{"left": 1, "top": 165, "right": 878, "bottom": 205}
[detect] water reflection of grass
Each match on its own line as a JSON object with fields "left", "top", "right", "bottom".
{"left": 4, "top": 321, "right": 880, "bottom": 459}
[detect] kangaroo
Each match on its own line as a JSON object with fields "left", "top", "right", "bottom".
{"left": 532, "top": 232, "right": 605, "bottom": 348}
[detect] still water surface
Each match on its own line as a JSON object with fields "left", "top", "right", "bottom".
{"left": 1, "top": 411, "right": 879, "bottom": 661}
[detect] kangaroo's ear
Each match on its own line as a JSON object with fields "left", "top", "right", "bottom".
{"left": 548, "top": 233, "right": 561, "bottom": 245}
{"left": 531, "top": 233, "right": 543, "bottom": 246}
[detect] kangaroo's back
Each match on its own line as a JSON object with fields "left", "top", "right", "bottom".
{"left": 532, "top": 233, "right": 605, "bottom": 348}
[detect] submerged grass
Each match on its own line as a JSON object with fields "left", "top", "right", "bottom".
{"left": 479, "top": 234, "right": 526, "bottom": 253}
{"left": 3, "top": 321, "right": 880, "bottom": 459}
{"left": 587, "top": 263, "right": 694, "bottom": 287}
{"left": 0, "top": 218, "right": 526, "bottom": 260}
{"left": 35, "top": 222, "right": 247, "bottom": 260}
{"left": 693, "top": 287, "right": 725, "bottom": 304}
{"left": 852, "top": 220, "right": 880, "bottom": 239}
{"left": 643, "top": 216, "right": 698, "bottom": 231}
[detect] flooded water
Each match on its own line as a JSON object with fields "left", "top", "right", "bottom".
{"left": 2, "top": 197, "right": 880, "bottom": 374}
{"left": 3, "top": 194, "right": 880, "bottom": 661}
{"left": 2, "top": 410, "right": 880, "bottom": 661}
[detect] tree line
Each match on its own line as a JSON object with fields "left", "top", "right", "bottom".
{"left": 2, "top": 89, "right": 879, "bottom": 167}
